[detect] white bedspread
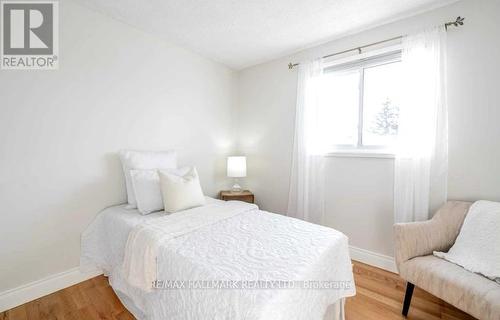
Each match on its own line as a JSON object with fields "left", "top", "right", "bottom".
{"left": 81, "top": 198, "right": 355, "bottom": 320}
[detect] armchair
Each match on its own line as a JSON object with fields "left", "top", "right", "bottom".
{"left": 394, "top": 201, "right": 500, "bottom": 319}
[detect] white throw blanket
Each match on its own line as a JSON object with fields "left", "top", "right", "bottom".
{"left": 122, "top": 201, "right": 258, "bottom": 291}
{"left": 434, "top": 200, "right": 500, "bottom": 283}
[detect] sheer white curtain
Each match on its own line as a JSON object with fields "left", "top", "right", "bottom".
{"left": 394, "top": 26, "right": 448, "bottom": 223}
{"left": 287, "top": 59, "right": 327, "bottom": 224}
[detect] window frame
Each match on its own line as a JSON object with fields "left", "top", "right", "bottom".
{"left": 321, "top": 45, "right": 402, "bottom": 157}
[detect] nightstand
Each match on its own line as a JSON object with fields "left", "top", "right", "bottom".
{"left": 219, "top": 190, "right": 254, "bottom": 203}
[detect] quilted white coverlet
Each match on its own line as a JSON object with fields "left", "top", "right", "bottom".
{"left": 81, "top": 198, "right": 355, "bottom": 320}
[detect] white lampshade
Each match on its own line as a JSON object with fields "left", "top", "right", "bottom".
{"left": 227, "top": 156, "right": 247, "bottom": 178}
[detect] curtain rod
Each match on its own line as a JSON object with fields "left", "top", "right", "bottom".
{"left": 288, "top": 16, "right": 465, "bottom": 70}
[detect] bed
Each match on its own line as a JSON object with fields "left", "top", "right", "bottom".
{"left": 81, "top": 197, "right": 355, "bottom": 320}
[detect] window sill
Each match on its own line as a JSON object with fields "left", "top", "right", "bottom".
{"left": 324, "top": 150, "right": 395, "bottom": 159}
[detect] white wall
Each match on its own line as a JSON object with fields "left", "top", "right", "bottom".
{"left": 0, "top": 1, "right": 235, "bottom": 292}
{"left": 236, "top": 0, "right": 500, "bottom": 258}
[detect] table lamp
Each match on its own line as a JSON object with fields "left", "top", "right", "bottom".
{"left": 227, "top": 156, "right": 246, "bottom": 193}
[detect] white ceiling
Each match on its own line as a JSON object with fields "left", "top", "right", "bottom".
{"left": 74, "top": 0, "right": 457, "bottom": 70}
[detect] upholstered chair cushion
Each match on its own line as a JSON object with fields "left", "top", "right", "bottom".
{"left": 399, "top": 255, "right": 500, "bottom": 320}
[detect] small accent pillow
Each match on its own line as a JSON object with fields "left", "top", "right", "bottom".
{"left": 130, "top": 167, "right": 190, "bottom": 215}
{"left": 434, "top": 200, "right": 500, "bottom": 283}
{"left": 119, "top": 150, "right": 177, "bottom": 209}
{"left": 159, "top": 167, "right": 205, "bottom": 213}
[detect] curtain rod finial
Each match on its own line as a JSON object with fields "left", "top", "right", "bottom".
{"left": 445, "top": 16, "right": 465, "bottom": 30}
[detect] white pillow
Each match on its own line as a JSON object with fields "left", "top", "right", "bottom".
{"left": 130, "top": 167, "right": 190, "bottom": 215}
{"left": 434, "top": 200, "right": 500, "bottom": 283}
{"left": 159, "top": 167, "right": 205, "bottom": 213}
{"left": 119, "top": 150, "right": 176, "bottom": 208}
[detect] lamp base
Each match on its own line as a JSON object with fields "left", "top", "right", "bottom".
{"left": 231, "top": 180, "right": 243, "bottom": 193}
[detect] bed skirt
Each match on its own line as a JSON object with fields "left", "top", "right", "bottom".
{"left": 113, "top": 283, "right": 346, "bottom": 320}
{"left": 324, "top": 299, "right": 346, "bottom": 320}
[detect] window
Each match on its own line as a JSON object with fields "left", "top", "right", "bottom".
{"left": 318, "top": 50, "right": 402, "bottom": 153}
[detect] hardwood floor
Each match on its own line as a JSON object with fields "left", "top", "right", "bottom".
{"left": 1, "top": 260, "right": 475, "bottom": 320}
{"left": 0, "top": 276, "right": 134, "bottom": 320}
{"left": 346, "top": 261, "right": 475, "bottom": 320}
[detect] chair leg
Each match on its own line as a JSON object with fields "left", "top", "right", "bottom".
{"left": 402, "top": 282, "right": 415, "bottom": 317}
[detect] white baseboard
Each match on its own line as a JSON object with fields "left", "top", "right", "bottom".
{"left": 349, "top": 245, "right": 398, "bottom": 273}
{"left": 0, "top": 267, "right": 102, "bottom": 313}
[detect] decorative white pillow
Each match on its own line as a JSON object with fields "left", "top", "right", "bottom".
{"left": 434, "top": 200, "right": 500, "bottom": 283}
{"left": 130, "top": 167, "right": 190, "bottom": 215}
{"left": 119, "top": 150, "right": 176, "bottom": 208}
{"left": 159, "top": 167, "right": 206, "bottom": 213}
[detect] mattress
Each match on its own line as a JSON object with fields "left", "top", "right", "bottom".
{"left": 81, "top": 198, "right": 355, "bottom": 320}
